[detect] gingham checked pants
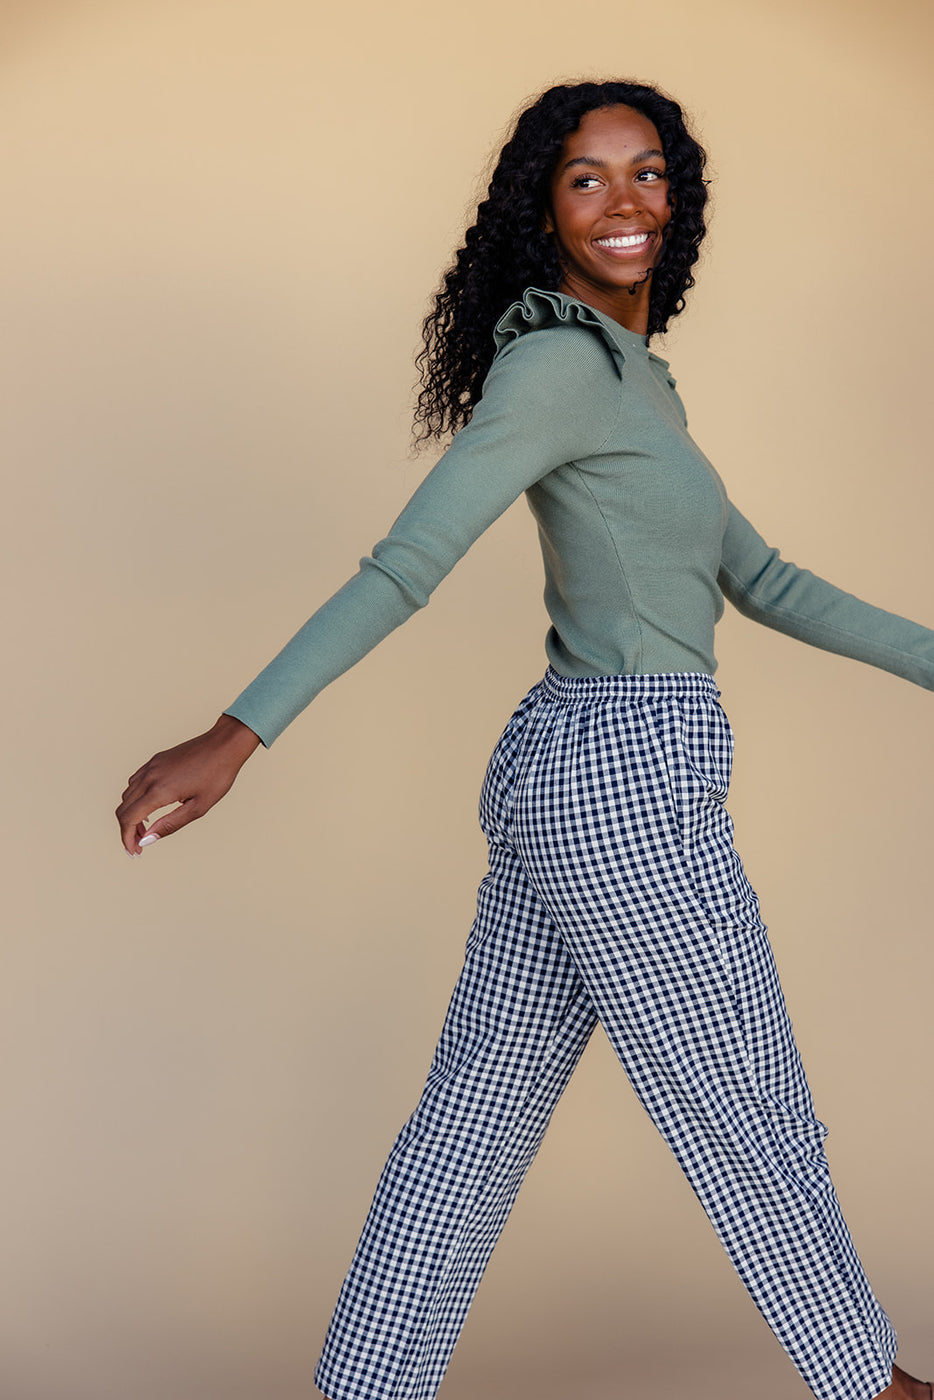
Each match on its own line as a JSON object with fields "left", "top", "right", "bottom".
{"left": 315, "top": 671, "right": 896, "bottom": 1400}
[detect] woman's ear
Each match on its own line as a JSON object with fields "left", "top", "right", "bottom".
{"left": 543, "top": 209, "right": 554, "bottom": 235}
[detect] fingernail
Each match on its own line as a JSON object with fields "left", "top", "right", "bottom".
{"left": 126, "top": 850, "right": 141, "bottom": 859}
{"left": 139, "top": 833, "right": 160, "bottom": 848}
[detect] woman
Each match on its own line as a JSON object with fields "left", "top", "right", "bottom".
{"left": 116, "top": 81, "right": 932, "bottom": 1400}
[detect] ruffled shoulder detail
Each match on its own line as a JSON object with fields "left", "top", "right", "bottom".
{"left": 492, "top": 287, "right": 679, "bottom": 390}
{"left": 493, "top": 287, "right": 638, "bottom": 362}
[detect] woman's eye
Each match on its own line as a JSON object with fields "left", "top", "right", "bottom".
{"left": 570, "top": 174, "right": 602, "bottom": 189}
{"left": 636, "top": 168, "right": 666, "bottom": 182}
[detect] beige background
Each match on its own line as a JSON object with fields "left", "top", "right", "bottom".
{"left": 1, "top": 2, "right": 932, "bottom": 1398}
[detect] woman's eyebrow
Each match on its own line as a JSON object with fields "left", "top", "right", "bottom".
{"left": 560, "top": 147, "right": 665, "bottom": 172}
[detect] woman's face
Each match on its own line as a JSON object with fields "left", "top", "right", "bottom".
{"left": 545, "top": 104, "right": 672, "bottom": 333}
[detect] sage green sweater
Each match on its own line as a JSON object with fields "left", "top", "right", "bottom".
{"left": 226, "top": 288, "right": 934, "bottom": 746}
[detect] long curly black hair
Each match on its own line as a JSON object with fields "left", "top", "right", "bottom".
{"left": 414, "top": 80, "right": 709, "bottom": 444}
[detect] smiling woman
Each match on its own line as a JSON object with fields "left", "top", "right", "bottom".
{"left": 116, "top": 78, "right": 933, "bottom": 1400}
{"left": 411, "top": 79, "right": 708, "bottom": 445}
{"left": 543, "top": 105, "right": 673, "bottom": 329}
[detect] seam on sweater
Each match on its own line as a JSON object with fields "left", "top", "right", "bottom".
{"left": 535, "top": 328, "right": 626, "bottom": 459}
{"left": 590, "top": 362, "right": 626, "bottom": 456}
{"left": 497, "top": 325, "right": 622, "bottom": 462}
{"left": 570, "top": 463, "right": 645, "bottom": 669}
{"left": 719, "top": 564, "right": 920, "bottom": 665}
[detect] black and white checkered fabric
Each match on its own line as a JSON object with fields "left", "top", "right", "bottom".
{"left": 315, "top": 671, "right": 896, "bottom": 1400}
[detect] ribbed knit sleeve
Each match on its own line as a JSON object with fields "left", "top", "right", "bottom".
{"left": 224, "top": 320, "right": 621, "bottom": 745}
{"left": 719, "top": 503, "right": 934, "bottom": 689}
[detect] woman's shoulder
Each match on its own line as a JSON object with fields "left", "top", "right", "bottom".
{"left": 494, "top": 286, "right": 616, "bottom": 347}
{"left": 490, "top": 287, "right": 626, "bottom": 391}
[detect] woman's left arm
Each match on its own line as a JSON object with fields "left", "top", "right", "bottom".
{"left": 718, "top": 502, "right": 934, "bottom": 690}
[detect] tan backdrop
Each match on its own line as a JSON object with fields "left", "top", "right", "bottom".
{"left": 2, "top": 2, "right": 932, "bottom": 1397}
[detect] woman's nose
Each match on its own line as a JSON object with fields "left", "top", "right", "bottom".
{"left": 605, "top": 182, "right": 640, "bottom": 217}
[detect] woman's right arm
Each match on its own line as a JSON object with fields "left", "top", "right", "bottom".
{"left": 115, "top": 318, "right": 619, "bottom": 853}
{"left": 115, "top": 713, "right": 261, "bottom": 855}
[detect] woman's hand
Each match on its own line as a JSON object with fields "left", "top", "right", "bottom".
{"left": 116, "top": 713, "right": 262, "bottom": 855}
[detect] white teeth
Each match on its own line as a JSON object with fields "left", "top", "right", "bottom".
{"left": 596, "top": 233, "right": 650, "bottom": 248}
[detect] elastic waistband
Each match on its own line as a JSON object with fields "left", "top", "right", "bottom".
{"left": 541, "top": 668, "right": 720, "bottom": 705}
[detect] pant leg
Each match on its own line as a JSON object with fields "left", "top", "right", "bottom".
{"left": 513, "top": 670, "right": 895, "bottom": 1400}
{"left": 315, "top": 685, "right": 598, "bottom": 1400}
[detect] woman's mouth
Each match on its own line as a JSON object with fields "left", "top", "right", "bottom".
{"left": 594, "top": 231, "right": 653, "bottom": 252}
